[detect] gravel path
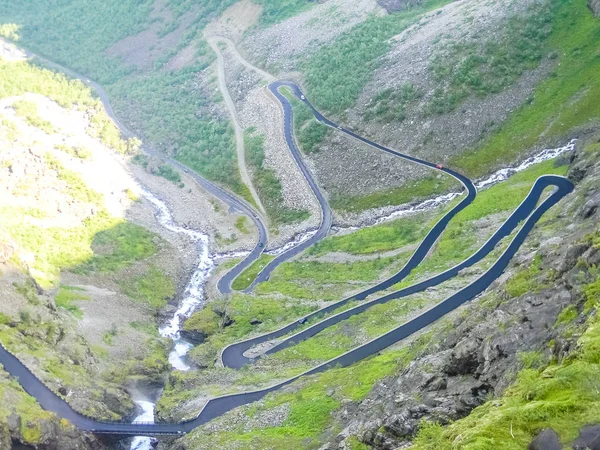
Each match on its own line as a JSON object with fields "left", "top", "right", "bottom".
{"left": 208, "top": 37, "right": 266, "bottom": 217}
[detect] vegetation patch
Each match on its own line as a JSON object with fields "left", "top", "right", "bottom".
{"left": 452, "top": 0, "right": 600, "bottom": 176}
{"left": 364, "top": 83, "right": 423, "bottom": 123}
{"left": 77, "top": 221, "right": 158, "bottom": 274}
{"left": 254, "top": 0, "right": 317, "bottom": 26}
{"left": 309, "top": 212, "right": 435, "bottom": 256}
{"left": 505, "top": 255, "right": 549, "bottom": 298}
{"left": 426, "top": 2, "right": 552, "bottom": 115}
{"left": 0, "top": 60, "right": 139, "bottom": 154}
{"left": 54, "top": 143, "right": 92, "bottom": 160}
{"left": 302, "top": 0, "right": 456, "bottom": 116}
{"left": 155, "top": 163, "right": 182, "bottom": 185}
{"left": 117, "top": 266, "right": 175, "bottom": 309}
{"left": 331, "top": 175, "right": 457, "bottom": 212}
{"left": 232, "top": 253, "right": 275, "bottom": 291}
{"left": 54, "top": 285, "right": 89, "bottom": 319}
{"left": 281, "top": 87, "right": 329, "bottom": 154}
{"left": 245, "top": 130, "right": 310, "bottom": 225}
{"left": 11, "top": 99, "right": 55, "bottom": 134}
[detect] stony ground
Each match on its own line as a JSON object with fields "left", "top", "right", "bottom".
{"left": 230, "top": 0, "right": 558, "bottom": 215}
{"left": 240, "top": 0, "right": 383, "bottom": 75}
{"left": 217, "top": 39, "right": 322, "bottom": 245}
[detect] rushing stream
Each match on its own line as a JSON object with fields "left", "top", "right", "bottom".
{"left": 129, "top": 401, "right": 156, "bottom": 450}
{"left": 126, "top": 140, "right": 575, "bottom": 448}
{"left": 333, "top": 140, "right": 576, "bottom": 232}
{"left": 129, "top": 189, "right": 215, "bottom": 449}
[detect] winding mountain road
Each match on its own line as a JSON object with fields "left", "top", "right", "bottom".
{"left": 0, "top": 49, "right": 575, "bottom": 437}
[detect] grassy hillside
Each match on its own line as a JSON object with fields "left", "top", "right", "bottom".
{"left": 164, "top": 137, "right": 600, "bottom": 450}
{"left": 453, "top": 0, "right": 600, "bottom": 176}
{"left": 0, "top": 58, "right": 174, "bottom": 442}
{"left": 0, "top": 0, "right": 248, "bottom": 192}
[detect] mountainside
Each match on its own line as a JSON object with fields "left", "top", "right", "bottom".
{"left": 0, "top": 1, "right": 599, "bottom": 450}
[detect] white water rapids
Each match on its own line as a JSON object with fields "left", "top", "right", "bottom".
{"left": 333, "top": 140, "right": 576, "bottom": 233}
{"left": 129, "top": 401, "right": 156, "bottom": 450}
{"left": 129, "top": 189, "right": 215, "bottom": 449}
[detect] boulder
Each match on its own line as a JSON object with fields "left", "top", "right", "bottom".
{"left": 571, "top": 425, "right": 600, "bottom": 450}
{"left": 528, "top": 428, "right": 561, "bottom": 450}
{"left": 589, "top": 0, "right": 600, "bottom": 16}
{"left": 377, "top": 0, "right": 424, "bottom": 12}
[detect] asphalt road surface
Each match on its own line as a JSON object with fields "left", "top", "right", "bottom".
{"left": 0, "top": 64, "right": 574, "bottom": 436}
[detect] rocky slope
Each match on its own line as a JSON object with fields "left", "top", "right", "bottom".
{"left": 0, "top": 48, "right": 220, "bottom": 448}
{"left": 336, "top": 138, "right": 600, "bottom": 448}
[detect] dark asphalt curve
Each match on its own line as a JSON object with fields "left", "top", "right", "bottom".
{"left": 220, "top": 81, "right": 476, "bottom": 367}
{"left": 24, "top": 52, "right": 269, "bottom": 296}
{"left": 0, "top": 176, "right": 572, "bottom": 436}
{"left": 220, "top": 81, "right": 475, "bottom": 293}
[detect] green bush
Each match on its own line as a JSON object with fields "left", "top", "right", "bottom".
{"left": 245, "top": 131, "right": 310, "bottom": 225}
{"left": 118, "top": 266, "right": 175, "bottom": 309}
{"left": 11, "top": 99, "right": 55, "bottom": 134}
{"left": 155, "top": 164, "right": 181, "bottom": 184}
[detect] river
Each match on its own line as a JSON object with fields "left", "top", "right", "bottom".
{"left": 129, "top": 189, "right": 215, "bottom": 449}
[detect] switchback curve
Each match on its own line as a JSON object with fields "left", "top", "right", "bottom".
{"left": 219, "top": 80, "right": 475, "bottom": 293}
{"left": 0, "top": 176, "right": 573, "bottom": 436}
{"left": 0, "top": 40, "right": 576, "bottom": 439}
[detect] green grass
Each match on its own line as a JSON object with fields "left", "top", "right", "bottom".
{"left": 412, "top": 278, "right": 600, "bottom": 449}
{"left": 505, "top": 255, "right": 549, "bottom": 297}
{"left": 11, "top": 99, "right": 55, "bottom": 133}
{"left": 254, "top": 0, "right": 317, "bottom": 26}
{"left": 255, "top": 251, "right": 412, "bottom": 302}
{"left": 245, "top": 131, "right": 310, "bottom": 225}
{"left": 232, "top": 254, "right": 275, "bottom": 291}
{"left": 117, "top": 266, "right": 175, "bottom": 309}
{"left": 77, "top": 222, "right": 158, "bottom": 274}
{"left": 308, "top": 212, "right": 438, "bottom": 256}
{"left": 452, "top": 0, "right": 600, "bottom": 176}
{"left": 331, "top": 175, "right": 458, "bottom": 213}
{"left": 302, "top": 0, "right": 456, "bottom": 116}
{"left": 183, "top": 307, "right": 221, "bottom": 337}
{"left": 54, "top": 285, "right": 89, "bottom": 319}
{"left": 234, "top": 217, "right": 249, "bottom": 234}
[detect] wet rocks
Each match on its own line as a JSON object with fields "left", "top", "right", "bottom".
{"left": 571, "top": 425, "right": 600, "bottom": 450}
{"left": 528, "top": 428, "right": 561, "bottom": 450}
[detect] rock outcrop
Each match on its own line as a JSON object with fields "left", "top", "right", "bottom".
{"left": 324, "top": 138, "right": 600, "bottom": 449}
{"left": 376, "top": 0, "right": 424, "bottom": 12}
{"left": 589, "top": 0, "right": 600, "bottom": 16}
